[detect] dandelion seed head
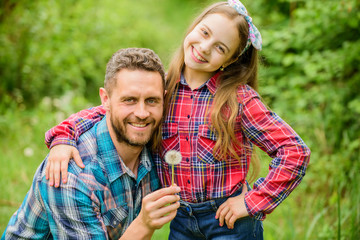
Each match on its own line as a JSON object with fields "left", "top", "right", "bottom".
{"left": 164, "top": 150, "right": 182, "bottom": 165}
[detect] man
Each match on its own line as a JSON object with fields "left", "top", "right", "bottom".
{"left": 2, "top": 48, "right": 180, "bottom": 240}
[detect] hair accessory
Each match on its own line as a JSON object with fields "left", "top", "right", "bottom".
{"left": 227, "top": 0, "right": 262, "bottom": 54}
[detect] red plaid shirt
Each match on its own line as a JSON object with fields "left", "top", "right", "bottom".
{"left": 45, "top": 73, "right": 310, "bottom": 220}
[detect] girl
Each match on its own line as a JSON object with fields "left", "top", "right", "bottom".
{"left": 45, "top": 1, "right": 310, "bottom": 239}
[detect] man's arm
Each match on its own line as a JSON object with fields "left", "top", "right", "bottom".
{"left": 45, "top": 178, "right": 180, "bottom": 240}
{"left": 38, "top": 176, "right": 109, "bottom": 239}
{"left": 3, "top": 163, "right": 108, "bottom": 240}
{"left": 120, "top": 186, "right": 181, "bottom": 240}
{"left": 3, "top": 180, "right": 51, "bottom": 239}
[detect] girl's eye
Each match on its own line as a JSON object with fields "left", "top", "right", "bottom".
{"left": 201, "top": 29, "right": 209, "bottom": 36}
{"left": 217, "top": 45, "right": 225, "bottom": 53}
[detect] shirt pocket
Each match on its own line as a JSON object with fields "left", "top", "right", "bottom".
{"left": 197, "top": 124, "right": 220, "bottom": 165}
{"left": 102, "top": 204, "right": 128, "bottom": 228}
{"left": 162, "top": 122, "right": 180, "bottom": 152}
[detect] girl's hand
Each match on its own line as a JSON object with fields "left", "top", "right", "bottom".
{"left": 215, "top": 185, "right": 249, "bottom": 229}
{"left": 45, "top": 145, "right": 84, "bottom": 187}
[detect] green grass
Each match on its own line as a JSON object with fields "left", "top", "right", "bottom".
{"left": 1, "top": 101, "right": 359, "bottom": 239}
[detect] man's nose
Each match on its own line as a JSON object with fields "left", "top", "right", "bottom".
{"left": 134, "top": 102, "right": 150, "bottom": 119}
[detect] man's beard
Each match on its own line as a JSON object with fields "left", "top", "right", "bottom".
{"left": 110, "top": 114, "right": 157, "bottom": 147}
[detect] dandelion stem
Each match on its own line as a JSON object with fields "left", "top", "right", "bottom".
{"left": 172, "top": 165, "right": 175, "bottom": 185}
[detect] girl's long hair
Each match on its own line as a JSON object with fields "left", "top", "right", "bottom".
{"left": 165, "top": 2, "right": 260, "bottom": 182}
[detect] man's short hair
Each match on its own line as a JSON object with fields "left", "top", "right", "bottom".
{"left": 104, "top": 48, "right": 165, "bottom": 95}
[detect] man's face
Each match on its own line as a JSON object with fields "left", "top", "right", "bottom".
{"left": 101, "top": 69, "right": 164, "bottom": 147}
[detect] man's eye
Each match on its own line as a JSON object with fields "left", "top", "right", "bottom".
{"left": 124, "top": 98, "right": 135, "bottom": 103}
{"left": 147, "top": 99, "right": 157, "bottom": 104}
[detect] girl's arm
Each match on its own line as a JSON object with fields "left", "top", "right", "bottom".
{"left": 241, "top": 95, "right": 311, "bottom": 220}
{"left": 45, "top": 105, "right": 106, "bottom": 187}
{"left": 45, "top": 105, "right": 106, "bottom": 149}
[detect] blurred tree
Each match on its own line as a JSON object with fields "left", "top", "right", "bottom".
{"left": 257, "top": 0, "right": 360, "bottom": 237}
{"left": 0, "top": 0, "right": 205, "bottom": 111}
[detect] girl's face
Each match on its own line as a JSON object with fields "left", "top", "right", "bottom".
{"left": 183, "top": 13, "right": 240, "bottom": 80}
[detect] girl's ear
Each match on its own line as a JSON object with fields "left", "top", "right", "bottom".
{"left": 99, "top": 88, "right": 110, "bottom": 111}
{"left": 223, "top": 56, "right": 239, "bottom": 69}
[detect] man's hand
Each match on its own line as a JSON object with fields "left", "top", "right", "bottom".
{"left": 121, "top": 185, "right": 181, "bottom": 240}
{"left": 45, "top": 145, "right": 84, "bottom": 187}
{"left": 215, "top": 186, "right": 249, "bottom": 229}
{"left": 139, "top": 185, "right": 181, "bottom": 229}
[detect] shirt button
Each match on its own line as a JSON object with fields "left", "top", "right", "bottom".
{"left": 186, "top": 158, "right": 189, "bottom": 162}
{"left": 186, "top": 137, "right": 189, "bottom": 141}
{"left": 187, "top": 180, "right": 190, "bottom": 184}
{"left": 113, "top": 220, "right": 117, "bottom": 225}
{"left": 187, "top": 115, "right": 190, "bottom": 119}
{"left": 191, "top": 95, "right": 193, "bottom": 99}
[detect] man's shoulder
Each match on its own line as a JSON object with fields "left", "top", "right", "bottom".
{"left": 60, "top": 122, "right": 107, "bottom": 189}
{"left": 78, "top": 122, "right": 98, "bottom": 155}
{"left": 76, "top": 117, "right": 108, "bottom": 159}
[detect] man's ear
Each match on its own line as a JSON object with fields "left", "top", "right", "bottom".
{"left": 99, "top": 88, "right": 110, "bottom": 111}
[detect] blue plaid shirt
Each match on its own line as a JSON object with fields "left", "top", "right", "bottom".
{"left": 2, "top": 117, "right": 160, "bottom": 240}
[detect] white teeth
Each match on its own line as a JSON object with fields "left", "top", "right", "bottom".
{"left": 193, "top": 48, "right": 206, "bottom": 62}
{"left": 131, "top": 123, "right": 147, "bottom": 127}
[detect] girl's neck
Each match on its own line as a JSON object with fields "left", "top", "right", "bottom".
{"left": 183, "top": 67, "right": 214, "bottom": 90}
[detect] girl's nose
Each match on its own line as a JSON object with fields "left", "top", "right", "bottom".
{"left": 199, "top": 40, "right": 211, "bottom": 55}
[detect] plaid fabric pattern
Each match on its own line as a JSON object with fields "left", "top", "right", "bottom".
{"left": 43, "top": 73, "right": 310, "bottom": 220}
{"left": 156, "top": 73, "right": 310, "bottom": 220}
{"left": 3, "top": 118, "right": 160, "bottom": 239}
{"left": 45, "top": 106, "right": 106, "bottom": 149}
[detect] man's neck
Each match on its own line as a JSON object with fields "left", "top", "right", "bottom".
{"left": 106, "top": 118, "right": 143, "bottom": 177}
{"left": 115, "top": 143, "right": 142, "bottom": 177}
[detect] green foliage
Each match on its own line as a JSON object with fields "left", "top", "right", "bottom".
{"left": 0, "top": 92, "right": 93, "bottom": 234}
{"left": 1, "top": 0, "right": 359, "bottom": 239}
{"left": 0, "top": 0, "right": 200, "bottom": 109}
{"left": 256, "top": 0, "right": 360, "bottom": 239}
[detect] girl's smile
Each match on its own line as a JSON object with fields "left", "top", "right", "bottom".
{"left": 183, "top": 13, "right": 240, "bottom": 85}
{"left": 191, "top": 46, "right": 208, "bottom": 63}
